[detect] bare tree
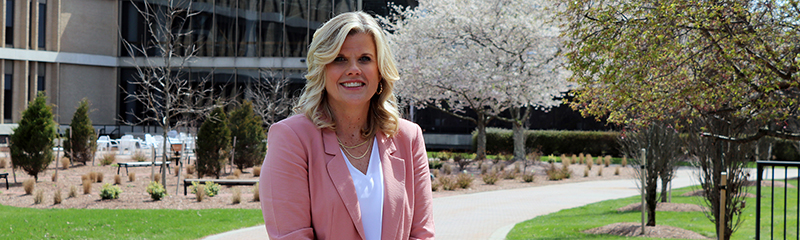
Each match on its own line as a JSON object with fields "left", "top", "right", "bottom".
{"left": 619, "top": 121, "right": 683, "bottom": 226}
{"left": 120, "top": 0, "right": 223, "bottom": 187}
{"left": 245, "top": 70, "right": 297, "bottom": 129}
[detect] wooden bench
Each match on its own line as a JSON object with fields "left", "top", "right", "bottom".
{"left": 0, "top": 173, "right": 7, "bottom": 190}
{"left": 117, "top": 161, "right": 171, "bottom": 175}
{"left": 183, "top": 178, "right": 259, "bottom": 195}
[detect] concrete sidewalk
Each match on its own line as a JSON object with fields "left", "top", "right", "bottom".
{"left": 203, "top": 167, "right": 791, "bottom": 240}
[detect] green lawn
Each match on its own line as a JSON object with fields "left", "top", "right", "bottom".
{"left": 507, "top": 180, "right": 798, "bottom": 240}
{"left": 0, "top": 205, "right": 263, "bottom": 239}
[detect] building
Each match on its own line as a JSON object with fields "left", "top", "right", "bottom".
{"left": 0, "top": 0, "right": 416, "bottom": 134}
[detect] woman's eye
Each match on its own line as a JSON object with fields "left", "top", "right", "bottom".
{"left": 334, "top": 57, "right": 346, "bottom": 62}
{"left": 359, "top": 56, "right": 372, "bottom": 62}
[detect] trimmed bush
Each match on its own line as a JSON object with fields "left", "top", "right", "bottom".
{"left": 99, "top": 183, "right": 122, "bottom": 200}
{"left": 64, "top": 99, "right": 96, "bottom": 165}
{"left": 455, "top": 173, "right": 473, "bottom": 189}
{"left": 146, "top": 181, "right": 167, "bottom": 201}
{"left": 482, "top": 172, "right": 500, "bottom": 185}
{"left": 10, "top": 93, "right": 57, "bottom": 181}
{"left": 439, "top": 176, "right": 457, "bottom": 191}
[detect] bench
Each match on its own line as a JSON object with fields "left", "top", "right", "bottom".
{"left": 117, "top": 161, "right": 171, "bottom": 175}
{"left": 0, "top": 173, "right": 7, "bottom": 190}
{"left": 183, "top": 178, "right": 259, "bottom": 195}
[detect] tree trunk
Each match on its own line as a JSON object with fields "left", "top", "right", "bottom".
{"left": 475, "top": 112, "right": 487, "bottom": 160}
{"left": 512, "top": 119, "right": 526, "bottom": 162}
{"left": 646, "top": 180, "right": 658, "bottom": 226}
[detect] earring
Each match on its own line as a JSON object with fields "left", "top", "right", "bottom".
{"left": 376, "top": 83, "right": 383, "bottom": 95}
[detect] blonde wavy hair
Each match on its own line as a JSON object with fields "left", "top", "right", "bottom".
{"left": 294, "top": 11, "right": 400, "bottom": 138}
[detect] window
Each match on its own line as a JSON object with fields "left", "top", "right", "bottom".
{"left": 4, "top": 61, "right": 13, "bottom": 121}
{"left": 37, "top": 62, "right": 45, "bottom": 93}
{"left": 38, "top": 0, "right": 46, "bottom": 49}
{"left": 5, "top": 0, "right": 13, "bottom": 46}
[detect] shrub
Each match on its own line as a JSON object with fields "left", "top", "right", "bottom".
{"left": 431, "top": 169, "right": 440, "bottom": 178}
{"left": 146, "top": 181, "right": 167, "bottom": 201}
{"left": 61, "top": 157, "right": 70, "bottom": 169}
{"left": 191, "top": 181, "right": 220, "bottom": 197}
{"left": 522, "top": 172, "right": 535, "bottom": 183}
{"left": 64, "top": 99, "right": 97, "bottom": 165}
{"left": 229, "top": 101, "right": 267, "bottom": 171}
{"left": 480, "top": 162, "right": 492, "bottom": 175}
{"left": 69, "top": 185, "right": 78, "bottom": 198}
{"left": 99, "top": 153, "right": 115, "bottom": 166}
{"left": 476, "top": 128, "right": 621, "bottom": 157}
{"left": 152, "top": 173, "right": 161, "bottom": 183}
{"left": 0, "top": 158, "right": 5, "bottom": 168}
{"left": 99, "top": 183, "right": 122, "bottom": 199}
{"left": 131, "top": 150, "right": 148, "bottom": 162}
{"left": 482, "top": 171, "right": 500, "bottom": 185}
{"left": 196, "top": 107, "right": 231, "bottom": 178}
{"left": 604, "top": 155, "right": 612, "bottom": 167}
{"left": 128, "top": 172, "right": 136, "bottom": 182}
{"left": 503, "top": 171, "right": 517, "bottom": 180}
{"left": 438, "top": 176, "right": 457, "bottom": 191}
{"left": 51, "top": 171, "right": 58, "bottom": 182}
{"left": 621, "top": 156, "right": 628, "bottom": 167}
{"left": 23, "top": 179, "right": 35, "bottom": 195}
{"left": 114, "top": 175, "right": 122, "bottom": 185}
{"left": 586, "top": 158, "right": 593, "bottom": 171}
{"left": 82, "top": 179, "right": 92, "bottom": 194}
{"left": 428, "top": 159, "right": 443, "bottom": 170}
{"left": 584, "top": 168, "right": 590, "bottom": 177}
{"left": 441, "top": 164, "right": 453, "bottom": 175}
{"left": 252, "top": 166, "right": 260, "bottom": 177}
{"left": 34, "top": 189, "right": 44, "bottom": 204}
{"left": 195, "top": 184, "right": 205, "bottom": 202}
{"left": 455, "top": 173, "right": 473, "bottom": 189}
{"left": 431, "top": 179, "right": 440, "bottom": 191}
{"left": 233, "top": 169, "right": 242, "bottom": 179}
{"left": 597, "top": 167, "right": 603, "bottom": 176}
{"left": 232, "top": 188, "right": 242, "bottom": 204}
{"left": 615, "top": 166, "right": 621, "bottom": 176}
{"left": 253, "top": 183, "right": 260, "bottom": 202}
{"left": 53, "top": 188, "right": 62, "bottom": 204}
{"left": 81, "top": 174, "right": 89, "bottom": 182}
{"left": 88, "top": 172, "right": 97, "bottom": 182}
{"left": 10, "top": 93, "right": 57, "bottom": 181}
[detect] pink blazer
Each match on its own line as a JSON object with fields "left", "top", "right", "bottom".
{"left": 259, "top": 115, "right": 435, "bottom": 240}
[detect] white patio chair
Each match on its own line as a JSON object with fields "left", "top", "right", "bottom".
{"left": 97, "top": 136, "right": 118, "bottom": 152}
{"left": 117, "top": 135, "right": 140, "bottom": 155}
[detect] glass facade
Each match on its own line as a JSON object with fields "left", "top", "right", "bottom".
{"left": 4, "top": 61, "right": 12, "bottom": 121}
{"left": 37, "top": 62, "right": 44, "bottom": 93}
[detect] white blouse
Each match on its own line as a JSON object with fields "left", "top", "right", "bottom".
{"left": 342, "top": 139, "right": 384, "bottom": 240}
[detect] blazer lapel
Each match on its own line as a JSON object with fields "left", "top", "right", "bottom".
{"left": 323, "top": 129, "right": 366, "bottom": 240}
{"left": 379, "top": 133, "right": 406, "bottom": 240}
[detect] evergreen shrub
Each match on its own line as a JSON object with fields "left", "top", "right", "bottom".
{"left": 474, "top": 128, "right": 621, "bottom": 157}
{"left": 99, "top": 183, "right": 122, "bottom": 199}
{"left": 229, "top": 101, "right": 266, "bottom": 171}
{"left": 196, "top": 107, "right": 231, "bottom": 178}
{"left": 64, "top": 99, "right": 96, "bottom": 165}
{"left": 10, "top": 93, "right": 57, "bottom": 181}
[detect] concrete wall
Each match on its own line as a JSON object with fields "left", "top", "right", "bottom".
{"left": 58, "top": 64, "right": 117, "bottom": 125}
{"left": 59, "top": 0, "right": 118, "bottom": 56}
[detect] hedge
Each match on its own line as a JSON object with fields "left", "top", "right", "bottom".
{"left": 473, "top": 128, "right": 621, "bottom": 157}
{"left": 472, "top": 128, "right": 800, "bottom": 160}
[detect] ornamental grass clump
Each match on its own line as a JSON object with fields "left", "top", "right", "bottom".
{"left": 100, "top": 153, "right": 115, "bottom": 166}
{"left": 131, "top": 150, "right": 148, "bottom": 162}
{"left": 34, "top": 189, "right": 44, "bottom": 204}
{"left": 232, "top": 188, "right": 242, "bottom": 204}
{"left": 114, "top": 175, "right": 122, "bottom": 185}
{"left": 522, "top": 171, "right": 535, "bottom": 183}
{"left": 615, "top": 166, "right": 621, "bottom": 176}
{"left": 146, "top": 181, "right": 167, "bottom": 201}
{"left": 431, "top": 179, "right": 440, "bottom": 191}
{"left": 51, "top": 171, "right": 58, "bottom": 182}
{"left": 187, "top": 164, "right": 196, "bottom": 175}
{"left": 455, "top": 173, "right": 473, "bottom": 189}
{"left": 99, "top": 183, "right": 122, "bottom": 199}
{"left": 546, "top": 163, "right": 571, "bottom": 181}
{"left": 482, "top": 171, "right": 500, "bottom": 185}
{"left": 252, "top": 166, "right": 261, "bottom": 177}
{"left": 604, "top": 155, "right": 612, "bottom": 167}
{"left": 438, "top": 176, "right": 456, "bottom": 191}
{"left": 253, "top": 183, "right": 260, "bottom": 202}
{"left": 195, "top": 185, "right": 205, "bottom": 202}
{"left": 191, "top": 181, "right": 221, "bottom": 197}
{"left": 584, "top": 168, "right": 590, "bottom": 177}
{"left": 82, "top": 179, "right": 92, "bottom": 194}
{"left": 233, "top": 169, "right": 242, "bottom": 179}
{"left": 23, "top": 179, "right": 35, "bottom": 195}
{"left": 61, "top": 157, "right": 70, "bottom": 169}
{"left": 441, "top": 164, "right": 453, "bottom": 175}
{"left": 152, "top": 173, "right": 161, "bottom": 183}
{"left": 621, "top": 156, "right": 628, "bottom": 167}
{"left": 53, "top": 188, "right": 62, "bottom": 204}
{"left": 69, "top": 185, "right": 77, "bottom": 198}
{"left": 95, "top": 172, "right": 104, "bottom": 183}
{"left": 0, "top": 158, "right": 5, "bottom": 168}
{"left": 128, "top": 172, "right": 136, "bottom": 182}
{"left": 586, "top": 157, "right": 593, "bottom": 171}
{"left": 597, "top": 167, "right": 603, "bottom": 176}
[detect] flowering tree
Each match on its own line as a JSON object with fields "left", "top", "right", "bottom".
{"left": 383, "top": 0, "right": 571, "bottom": 160}
{"left": 561, "top": 0, "right": 800, "bottom": 238}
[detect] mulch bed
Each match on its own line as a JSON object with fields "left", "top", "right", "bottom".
{"left": 616, "top": 202, "right": 707, "bottom": 213}
{"left": 584, "top": 222, "right": 710, "bottom": 239}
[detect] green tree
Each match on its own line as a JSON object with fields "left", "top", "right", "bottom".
{"left": 196, "top": 107, "right": 230, "bottom": 179}
{"left": 229, "top": 101, "right": 266, "bottom": 171}
{"left": 10, "top": 93, "right": 57, "bottom": 182}
{"left": 65, "top": 99, "right": 97, "bottom": 165}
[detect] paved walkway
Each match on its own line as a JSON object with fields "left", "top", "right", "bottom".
{"left": 203, "top": 167, "right": 794, "bottom": 240}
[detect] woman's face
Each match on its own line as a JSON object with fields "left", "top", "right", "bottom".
{"left": 324, "top": 32, "right": 380, "bottom": 113}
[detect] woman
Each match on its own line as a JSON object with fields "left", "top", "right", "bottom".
{"left": 259, "top": 12, "right": 435, "bottom": 240}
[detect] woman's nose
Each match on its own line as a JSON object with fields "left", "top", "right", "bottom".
{"left": 346, "top": 61, "right": 361, "bottom": 76}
